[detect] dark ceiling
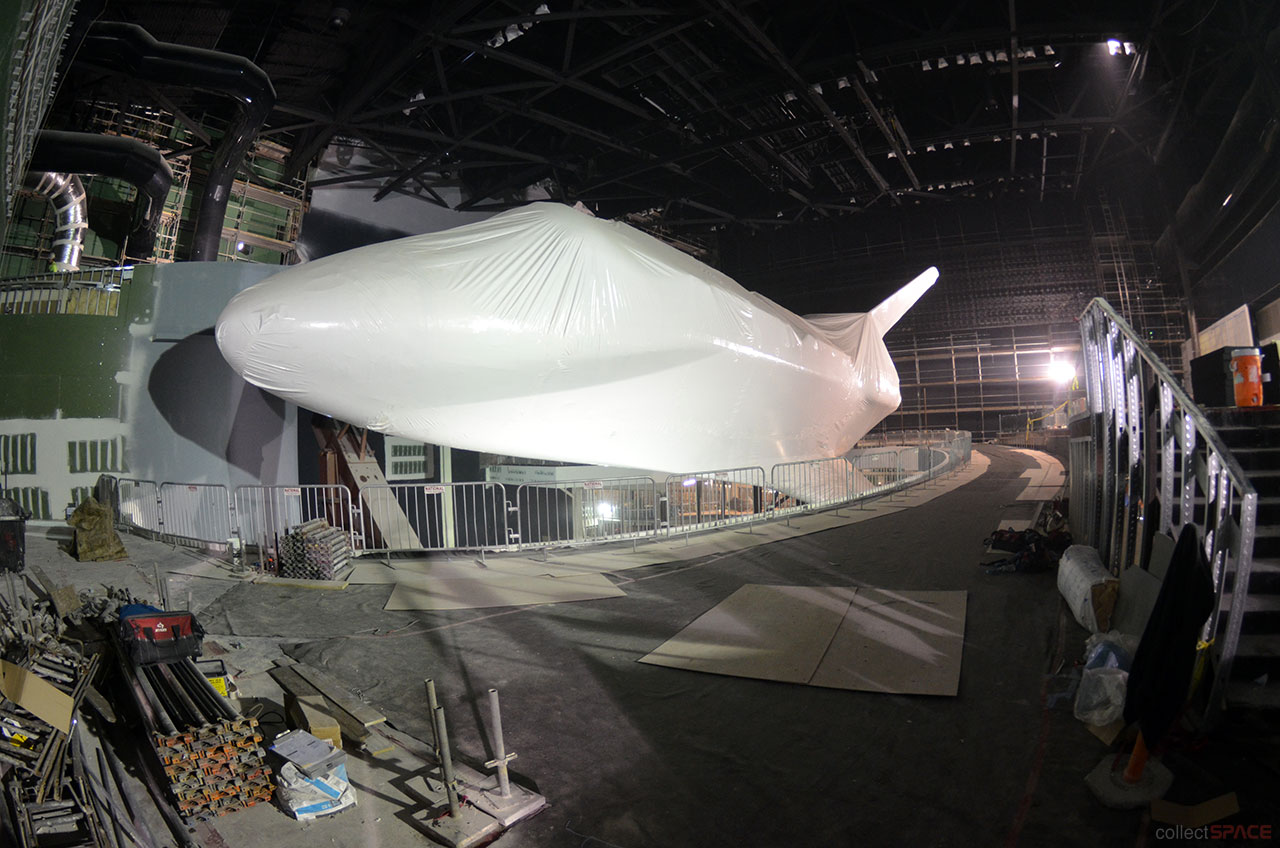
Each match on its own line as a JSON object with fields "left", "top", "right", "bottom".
{"left": 52, "top": 0, "right": 1280, "bottom": 241}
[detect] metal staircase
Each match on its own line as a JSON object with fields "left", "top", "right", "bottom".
{"left": 1205, "top": 407, "right": 1280, "bottom": 709}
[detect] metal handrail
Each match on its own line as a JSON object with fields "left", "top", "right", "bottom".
{"left": 1080, "top": 296, "right": 1257, "bottom": 725}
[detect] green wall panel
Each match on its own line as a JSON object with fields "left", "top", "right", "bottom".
{"left": 0, "top": 265, "right": 156, "bottom": 419}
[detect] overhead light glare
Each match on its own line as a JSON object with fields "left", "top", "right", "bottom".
{"left": 1049, "top": 360, "right": 1076, "bottom": 384}
{"left": 969, "top": 52, "right": 982, "bottom": 64}
{"left": 1107, "top": 39, "right": 1123, "bottom": 55}
{"left": 1043, "top": 45, "right": 1055, "bottom": 56}
{"left": 936, "top": 56, "right": 948, "bottom": 68}
{"left": 922, "top": 59, "right": 932, "bottom": 71}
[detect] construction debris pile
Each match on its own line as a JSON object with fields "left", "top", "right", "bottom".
{"left": 277, "top": 520, "right": 353, "bottom": 580}
{"left": 1, "top": 574, "right": 272, "bottom": 847}
{"left": 1, "top": 581, "right": 109, "bottom": 846}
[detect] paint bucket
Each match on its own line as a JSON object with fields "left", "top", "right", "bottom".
{"left": 1231, "top": 348, "right": 1263, "bottom": 407}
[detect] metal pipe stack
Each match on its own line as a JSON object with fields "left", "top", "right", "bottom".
{"left": 278, "top": 519, "right": 352, "bottom": 580}
{"left": 122, "top": 656, "right": 272, "bottom": 819}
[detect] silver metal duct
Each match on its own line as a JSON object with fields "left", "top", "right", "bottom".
{"left": 22, "top": 171, "right": 87, "bottom": 271}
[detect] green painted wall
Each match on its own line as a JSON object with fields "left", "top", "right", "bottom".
{"left": 0, "top": 264, "right": 157, "bottom": 419}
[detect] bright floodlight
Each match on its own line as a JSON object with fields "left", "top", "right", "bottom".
{"left": 1107, "top": 39, "right": 1123, "bottom": 55}
{"left": 1049, "top": 360, "right": 1076, "bottom": 384}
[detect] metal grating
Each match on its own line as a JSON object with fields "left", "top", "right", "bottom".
{"left": 67, "top": 436, "right": 126, "bottom": 473}
{"left": 1068, "top": 436, "right": 1095, "bottom": 545}
{"left": 3, "top": 0, "right": 78, "bottom": 225}
{"left": 1, "top": 432, "right": 36, "bottom": 474}
{"left": 0, "top": 265, "right": 131, "bottom": 316}
{"left": 2, "top": 485, "right": 50, "bottom": 519}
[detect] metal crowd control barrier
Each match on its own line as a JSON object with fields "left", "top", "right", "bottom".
{"left": 359, "top": 482, "right": 511, "bottom": 553}
{"left": 664, "top": 467, "right": 768, "bottom": 534}
{"left": 104, "top": 431, "right": 972, "bottom": 562}
{"left": 515, "top": 477, "right": 659, "bottom": 547}
{"left": 769, "top": 458, "right": 855, "bottom": 514}
{"left": 158, "top": 482, "right": 231, "bottom": 546}
{"left": 1079, "top": 297, "right": 1256, "bottom": 726}
{"left": 233, "top": 484, "right": 357, "bottom": 568}
{"left": 849, "top": 450, "right": 906, "bottom": 498}
{"left": 116, "top": 478, "right": 162, "bottom": 536}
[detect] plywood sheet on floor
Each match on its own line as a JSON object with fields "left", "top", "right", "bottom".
{"left": 383, "top": 569, "right": 625, "bottom": 611}
{"left": 637, "top": 584, "right": 857, "bottom": 683}
{"left": 639, "top": 585, "right": 967, "bottom": 696}
{"left": 808, "top": 589, "right": 968, "bottom": 696}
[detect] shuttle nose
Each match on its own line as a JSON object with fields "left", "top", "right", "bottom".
{"left": 215, "top": 279, "right": 311, "bottom": 395}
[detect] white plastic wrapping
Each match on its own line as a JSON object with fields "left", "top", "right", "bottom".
{"left": 216, "top": 202, "right": 936, "bottom": 484}
{"left": 1057, "top": 544, "right": 1118, "bottom": 633}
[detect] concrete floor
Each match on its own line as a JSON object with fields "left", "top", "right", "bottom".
{"left": 15, "top": 444, "right": 1280, "bottom": 847}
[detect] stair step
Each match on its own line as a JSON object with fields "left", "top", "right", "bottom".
{"left": 1205, "top": 406, "right": 1280, "bottom": 430}
{"left": 1252, "top": 525, "right": 1280, "bottom": 557}
{"left": 1221, "top": 592, "right": 1280, "bottom": 633}
{"left": 1226, "top": 678, "right": 1280, "bottom": 710}
{"left": 1225, "top": 558, "right": 1280, "bottom": 594}
{"left": 1231, "top": 447, "right": 1280, "bottom": 471}
{"left": 1229, "top": 633, "right": 1280, "bottom": 679}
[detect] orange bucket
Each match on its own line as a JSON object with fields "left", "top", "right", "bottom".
{"left": 1231, "top": 348, "right": 1263, "bottom": 407}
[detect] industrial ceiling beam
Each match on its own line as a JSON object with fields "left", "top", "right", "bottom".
{"left": 848, "top": 62, "right": 920, "bottom": 188}
{"left": 284, "top": 1, "right": 490, "bottom": 176}
{"left": 574, "top": 116, "right": 817, "bottom": 193}
{"left": 710, "top": 0, "right": 897, "bottom": 203}
{"left": 371, "top": 16, "right": 706, "bottom": 202}
{"left": 1008, "top": 0, "right": 1020, "bottom": 173}
{"left": 355, "top": 81, "right": 551, "bottom": 122}
{"left": 438, "top": 36, "right": 654, "bottom": 120}
{"left": 448, "top": 7, "right": 676, "bottom": 34}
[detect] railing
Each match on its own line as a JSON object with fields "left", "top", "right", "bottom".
{"left": 157, "top": 483, "right": 232, "bottom": 546}
{"left": 359, "top": 482, "right": 512, "bottom": 553}
{"left": 1078, "top": 297, "right": 1256, "bottom": 726}
{"left": 116, "top": 478, "right": 162, "bottom": 536}
{"left": 514, "top": 477, "right": 660, "bottom": 547}
{"left": 233, "top": 484, "right": 358, "bottom": 568}
{"left": 99, "top": 430, "right": 972, "bottom": 569}
{"left": 664, "top": 467, "right": 769, "bottom": 534}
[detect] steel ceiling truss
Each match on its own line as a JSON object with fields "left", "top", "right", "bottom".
{"left": 72, "top": 1, "right": 1269, "bottom": 232}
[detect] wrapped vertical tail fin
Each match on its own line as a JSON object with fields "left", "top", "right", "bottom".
{"left": 871, "top": 266, "right": 938, "bottom": 336}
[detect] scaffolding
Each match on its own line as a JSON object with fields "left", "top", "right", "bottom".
{"left": 1088, "top": 193, "right": 1186, "bottom": 371}
{"left": 4, "top": 101, "right": 304, "bottom": 270}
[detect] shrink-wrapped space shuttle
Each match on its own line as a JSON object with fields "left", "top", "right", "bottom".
{"left": 216, "top": 202, "right": 936, "bottom": 485}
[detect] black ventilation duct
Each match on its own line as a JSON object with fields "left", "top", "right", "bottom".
{"left": 29, "top": 130, "right": 173, "bottom": 259}
{"left": 75, "top": 22, "right": 276, "bottom": 262}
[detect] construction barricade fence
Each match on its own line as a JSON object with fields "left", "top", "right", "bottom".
{"left": 99, "top": 430, "right": 971, "bottom": 564}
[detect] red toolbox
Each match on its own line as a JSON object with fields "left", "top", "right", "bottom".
{"left": 119, "top": 604, "right": 204, "bottom": 665}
